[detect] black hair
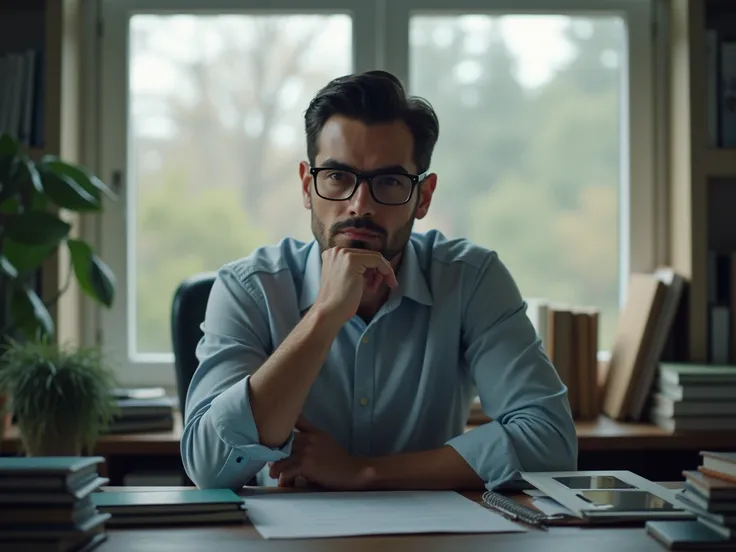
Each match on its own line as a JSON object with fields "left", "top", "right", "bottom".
{"left": 304, "top": 70, "right": 439, "bottom": 173}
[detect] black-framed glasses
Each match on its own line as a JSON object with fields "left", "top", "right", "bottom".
{"left": 310, "top": 166, "right": 428, "bottom": 206}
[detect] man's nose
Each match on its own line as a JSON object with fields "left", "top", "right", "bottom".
{"left": 348, "top": 178, "right": 377, "bottom": 217}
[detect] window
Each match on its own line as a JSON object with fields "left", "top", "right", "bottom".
{"left": 408, "top": 14, "right": 626, "bottom": 349}
{"left": 129, "top": 13, "right": 352, "bottom": 357}
{"left": 98, "top": 0, "right": 656, "bottom": 386}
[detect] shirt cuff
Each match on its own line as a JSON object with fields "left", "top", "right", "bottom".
{"left": 209, "top": 375, "right": 293, "bottom": 462}
{"left": 445, "top": 422, "right": 522, "bottom": 490}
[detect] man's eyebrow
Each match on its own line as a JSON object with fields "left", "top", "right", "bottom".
{"left": 320, "top": 159, "right": 411, "bottom": 174}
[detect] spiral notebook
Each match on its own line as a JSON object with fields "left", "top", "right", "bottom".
{"left": 481, "top": 492, "right": 576, "bottom": 527}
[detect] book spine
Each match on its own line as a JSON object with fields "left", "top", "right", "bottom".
{"left": 721, "top": 42, "right": 736, "bottom": 147}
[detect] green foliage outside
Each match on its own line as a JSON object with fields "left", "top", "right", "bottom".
{"left": 135, "top": 169, "right": 269, "bottom": 352}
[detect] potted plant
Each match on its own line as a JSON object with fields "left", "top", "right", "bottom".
{"left": 0, "top": 338, "right": 119, "bottom": 456}
{"left": 0, "top": 131, "right": 118, "bottom": 453}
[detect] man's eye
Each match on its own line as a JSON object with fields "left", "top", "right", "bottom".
{"left": 376, "top": 176, "right": 401, "bottom": 186}
{"left": 327, "top": 171, "right": 349, "bottom": 181}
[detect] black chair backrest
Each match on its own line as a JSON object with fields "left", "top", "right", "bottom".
{"left": 170, "top": 272, "right": 217, "bottom": 418}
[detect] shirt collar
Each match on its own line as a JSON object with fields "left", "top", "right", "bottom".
{"left": 396, "top": 236, "right": 433, "bottom": 307}
{"left": 298, "top": 237, "right": 433, "bottom": 313}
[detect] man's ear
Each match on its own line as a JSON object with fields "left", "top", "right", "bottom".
{"left": 415, "top": 173, "right": 437, "bottom": 220}
{"left": 299, "top": 161, "right": 312, "bottom": 209}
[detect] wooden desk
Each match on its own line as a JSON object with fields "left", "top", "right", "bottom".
{"left": 95, "top": 487, "right": 672, "bottom": 552}
{"left": 3, "top": 415, "right": 735, "bottom": 484}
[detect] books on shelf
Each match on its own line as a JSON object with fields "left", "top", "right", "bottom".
{"left": 706, "top": 25, "right": 736, "bottom": 148}
{"left": 707, "top": 251, "right": 736, "bottom": 365}
{"left": 601, "top": 268, "right": 685, "bottom": 421}
{"left": 526, "top": 299, "right": 600, "bottom": 421}
{"left": 0, "top": 49, "right": 43, "bottom": 148}
{"left": 0, "top": 456, "right": 110, "bottom": 552}
{"left": 106, "top": 388, "right": 177, "bottom": 434}
{"left": 648, "top": 363, "right": 736, "bottom": 432}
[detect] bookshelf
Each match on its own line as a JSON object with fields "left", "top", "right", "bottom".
{"left": 0, "top": 0, "right": 83, "bottom": 345}
{"left": 669, "top": 0, "right": 736, "bottom": 363}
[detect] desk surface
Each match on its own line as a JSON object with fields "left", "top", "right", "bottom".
{"left": 96, "top": 487, "right": 673, "bottom": 552}
{"left": 2, "top": 414, "right": 736, "bottom": 456}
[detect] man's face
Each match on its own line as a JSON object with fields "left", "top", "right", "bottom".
{"left": 299, "top": 115, "right": 436, "bottom": 264}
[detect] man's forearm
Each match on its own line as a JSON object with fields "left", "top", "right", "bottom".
{"left": 249, "top": 306, "right": 340, "bottom": 448}
{"left": 362, "top": 445, "right": 485, "bottom": 490}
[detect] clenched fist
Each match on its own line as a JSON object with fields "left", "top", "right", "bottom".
{"left": 313, "top": 247, "right": 398, "bottom": 325}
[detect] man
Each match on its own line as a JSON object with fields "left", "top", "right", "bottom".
{"left": 181, "top": 70, "right": 577, "bottom": 492}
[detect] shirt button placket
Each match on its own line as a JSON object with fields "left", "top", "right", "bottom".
{"left": 353, "top": 332, "right": 373, "bottom": 456}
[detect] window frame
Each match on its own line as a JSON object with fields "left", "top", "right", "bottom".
{"left": 93, "top": 0, "right": 660, "bottom": 387}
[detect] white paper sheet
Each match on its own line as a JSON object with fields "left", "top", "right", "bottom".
{"left": 243, "top": 490, "right": 527, "bottom": 539}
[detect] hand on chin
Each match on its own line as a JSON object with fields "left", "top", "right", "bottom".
{"left": 363, "top": 268, "right": 384, "bottom": 293}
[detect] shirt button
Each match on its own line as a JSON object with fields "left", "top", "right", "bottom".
{"left": 360, "top": 397, "right": 369, "bottom": 406}
{"left": 362, "top": 337, "right": 369, "bottom": 344}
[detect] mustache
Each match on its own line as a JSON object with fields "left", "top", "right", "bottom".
{"left": 331, "top": 218, "right": 386, "bottom": 237}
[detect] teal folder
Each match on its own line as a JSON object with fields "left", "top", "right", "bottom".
{"left": 91, "top": 489, "right": 245, "bottom": 514}
{"left": 646, "top": 520, "right": 736, "bottom": 550}
{"left": 0, "top": 456, "right": 105, "bottom": 474}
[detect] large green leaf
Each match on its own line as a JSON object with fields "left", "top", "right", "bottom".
{"left": 0, "top": 196, "right": 21, "bottom": 214}
{"left": 0, "top": 134, "right": 20, "bottom": 197}
{"left": 3, "top": 238, "right": 55, "bottom": 272}
{"left": 0, "top": 133, "right": 19, "bottom": 157}
{"left": 4, "top": 211, "right": 71, "bottom": 247}
{"left": 0, "top": 159, "right": 20, "bottom": 205}
{"left": 67, "top": 239, "right": 116, "bottom": 307}
{"left": 11, "top": 286, "right": 54, "bottom": 338}
{"left": 13, "top": 155, "right": 43, "bottom": 194}
{"left": 31, "top": 189, "right": 49, "bottom": 211}
{"left": 43, "top": 159, "right": 115, "bottom": 203}
{"left": 38, "top": 166, "right": 100, "bottom": 211}
{"left": 0, "top": 256, "right": 18, "bottom": 278}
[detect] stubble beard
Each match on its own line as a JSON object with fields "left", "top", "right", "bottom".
{"left": 311, "top": 210, "right": 416, "bottom": 265}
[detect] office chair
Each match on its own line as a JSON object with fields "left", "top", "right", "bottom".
{"left": 170, "top": 272, "right": 217, "bottom": 419}
{"left": 171, "top": 272, "right": 261, "bottom": 487}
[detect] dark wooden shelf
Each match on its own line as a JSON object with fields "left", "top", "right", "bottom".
{"left": 3, "top": 414, "right": 735, "bottom": 457}
{"left": 705, "top": 149, "right": 736, "bottom": 177}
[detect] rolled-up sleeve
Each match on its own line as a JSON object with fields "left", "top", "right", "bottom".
{"left": 180, "top": 265, "right": 294, "bottom": 490}
{"left": 445, "top": 252, "right": 578, "bottom": 490}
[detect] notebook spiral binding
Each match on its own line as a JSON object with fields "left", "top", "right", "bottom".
{"left": 481, "top": 491, "right": 553, "bottom": 527}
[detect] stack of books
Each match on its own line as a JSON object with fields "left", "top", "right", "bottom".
{"left": 108, "top": 387, "right": 176, "bottom": 433}
{"left": 0, "top": 456, "right": 110, "bottom": 551}
{"left": 91, "top": 488, "right": 247, "bottom": 527}
{"left": 525, "top": 298, "right": 600, "bottom": 421}
{"left": 676, "top": 451, "right": 736, "bottom": 541}
{"left": 648, "top": 363, "right": 736, "bottom": 431}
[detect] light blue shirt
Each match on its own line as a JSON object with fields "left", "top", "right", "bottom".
{"left": 181, "top": 230, "right": 577, "bottom": 491}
